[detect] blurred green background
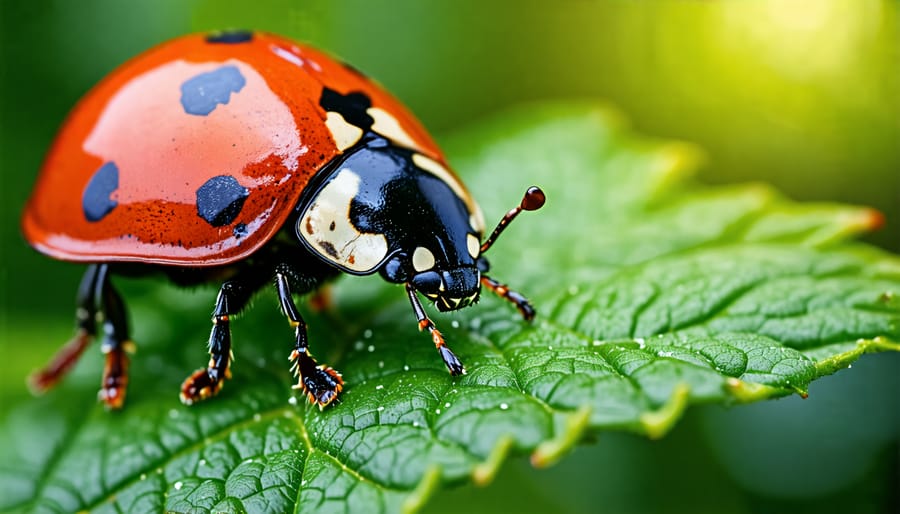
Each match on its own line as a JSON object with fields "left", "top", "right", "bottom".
{"left": 1, "top": 1, "right": 897, "bottom": 513}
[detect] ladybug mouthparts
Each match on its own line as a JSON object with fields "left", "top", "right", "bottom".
{"left": 428, "top": 291, "right": 480, "bottom": 312}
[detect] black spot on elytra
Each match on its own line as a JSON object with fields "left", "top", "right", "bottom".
{"left": 206, "top": 30, "right": 253, "bottom": 44}
{"left": 82, "top": 162, "right": 119, "bottom": 222}
{"left": 319, "top": 87, "right": 373, "bottom": 131}
{"left": 180, "top": 66, "right": 246, "bottom": 116}
{"left": 233, "top": 223, "right": 248, "bottom": 238}
{"left": 329, "top": 221, "right": 336, "bottom": 231}
{"left": 196, "top": 175, "right": 249, "bottom": 227}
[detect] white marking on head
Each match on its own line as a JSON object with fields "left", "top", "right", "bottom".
{"left": 298, "top": 168, "right": 388, "bottom": 272}
{"left": 412, "top": 246, "right": 436, "bottom": 272}
{"left": 412, "top": 153, "right": 485, "bottom": 233}
{"left": 325, "top": 111, "right": 363, "bottom": 151}
{"left": 467, "top": 233, "right": 480, "bottom": 258}
{"left": 368, "top": 107, "right": 418, "bottom": 149}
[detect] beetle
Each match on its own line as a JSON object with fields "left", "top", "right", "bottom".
{"left": 22, "top": 30, "right": 545, "bottom": 409}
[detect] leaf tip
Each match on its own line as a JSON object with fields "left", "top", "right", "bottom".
{"left": 724, "top": 377, "right": 780, "bottom": 402}
{"left": 639, "top": 383, "right": 690, "bottom": 439}
{"left": 861, "top": 208, "right": 885, "bottom": 232}
{"left": 650, "top": 142, "right": 705, "bottom": 197}
{"left": 401, "top": 465, "right": 442, "bottom": 514}
{"left": 472, "top": 435, "right": 514, "bottom": 486}
{"left": 530, "top": 405, "right": 592, "bottom": 468}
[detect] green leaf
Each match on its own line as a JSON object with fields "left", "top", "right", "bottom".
{"left": 2, "top": 102, "right": 898, "bottom": 513}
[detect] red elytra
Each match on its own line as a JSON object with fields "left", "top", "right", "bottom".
{"left": 22, "top": 31, "right": 445, "bottom": 266}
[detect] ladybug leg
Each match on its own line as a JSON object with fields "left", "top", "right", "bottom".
{"left": 275, "top": 272, "right": 343, "bottom": 408}
{"left": 28, "top": 264, "right": 102, "bottom": 394}
{"left": 180, "top": 281, "right": 251, "bottom": 405}
{"left": 480, "top": 275, "right": 536, "bottom": 321}
{"left": 406, "top": 284, "right": 466, "bottom": 376}
{"left": 95, "top": 265, "right": 135, "bottom": 409}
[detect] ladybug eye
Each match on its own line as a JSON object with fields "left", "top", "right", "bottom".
{"left": 411, "top": 270, "right": 442, "bottom": 294}
{"left": 412, "top": 247, "right": 436, "bottom": 272}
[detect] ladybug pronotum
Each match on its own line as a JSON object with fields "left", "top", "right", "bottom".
{"left": 22, "top": 30, "right": 545, "bottom": 409}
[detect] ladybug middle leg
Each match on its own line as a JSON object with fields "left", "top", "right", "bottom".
{"left": 180, "top": 280, "right": 254, "bottom": 404}
{"left": 275, "top": 271, "right": 343, "bottom": 408}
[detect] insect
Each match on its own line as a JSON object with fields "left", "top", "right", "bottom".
{"left": 22, "top": 30, "right": 545, "bottom": 409}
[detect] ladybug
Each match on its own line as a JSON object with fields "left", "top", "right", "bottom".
{"left": 22, "top": 30, "right": 545, "bottom": 410}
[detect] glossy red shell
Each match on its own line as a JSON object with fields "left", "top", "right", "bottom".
{"left": 22, "top": 32, "right": 444, "bottom": 266}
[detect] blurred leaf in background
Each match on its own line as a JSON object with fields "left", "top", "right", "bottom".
{"left": 1, "top": 1, "right": 897, "bottom": 513}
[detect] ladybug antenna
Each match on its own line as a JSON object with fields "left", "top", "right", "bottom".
{"left": 480, "top": 186, "right": 545, "bottom": 255}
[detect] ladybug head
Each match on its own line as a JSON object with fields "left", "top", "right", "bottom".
{"left": 382, "top": 249, "right": 486, "bottom": 312}
{"left": 296, "top": 137, "right": 544, "bottom": 313}
{"left": 379, "top": 185, "right": 545, "bottom": 313}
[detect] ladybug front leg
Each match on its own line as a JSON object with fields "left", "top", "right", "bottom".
{"left": 406, "top": 284, "right": 466, "bottom": 376}
{"left": 275, "top": 272, "right": 343, "bottom": 408}
{"left": 480, "top": 275, "right": 536, "bottom": 321}
{"left": 180, "top": 281, "right": 252, "bottom": 404}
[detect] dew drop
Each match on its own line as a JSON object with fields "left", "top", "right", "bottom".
{"left": 354, "top": 340, "right": 364, "bottom": 351}
{"left": 451, "top": 320, "right": 460, "bottom": 328}
{"left": 140, "top": 473, "right": 147, "bottom": 481}
{"left": 444, "top": 402, "right": 451, "bottom": 408}
{"left": 413, "top": 421, "right": 420, "bottom": 427}
{"left": 253, "top": 413, "right": 262, "bottom": 422}
{"left": 568, "top": 285, "right": 579, "bottom": 295}
{"left": 168, "top": 409, "right": 180, "bottom": 419}
{"left": 198, "top": 459, "right": 206, "bottom": 466}
{"left": 363, "top": 329, "right": 373, "bottom": 339}
{"left": 367, "top": 345, "right": 375, "bottom": 353}
{"left": 244, "top": 458, "right": 253, "bottom": 464}
{"left": 375, "top": 384, "right": 384, "bottom": 390}
{"left": 377, "top": 406, "right": 385, "bottom": 412}
{"left": 500, "top": 403, "right": 509, "bottom": 410}
{"left": 288, "top": 396, "right": 298, "bottom": 406}
{"left": 403, "top": 365, "right": 410, "bottom": 371}
{"left": 435, "top": 408, "right": 441, "bottom": 414}
{"left": 174, "top": 481, "right": 183, "bottom": 491}
{"left": 378, "top": 360, "right": 384, "bottom": 368}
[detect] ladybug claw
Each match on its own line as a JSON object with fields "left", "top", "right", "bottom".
{"left": 289, "top": 351, "right": 343, "bottom": 408}
{"left": 439, "top": 345, "right": 466, "bottom": 376}
{"left": 180, "top": 368, "right": 223, "bottom": 405}
{"left": 98, "top": 384, "right": 126, "bottom": 410}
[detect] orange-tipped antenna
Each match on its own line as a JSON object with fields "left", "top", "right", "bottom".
{"left": 480, "top": 186, "right": 545, "bottom": 254}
